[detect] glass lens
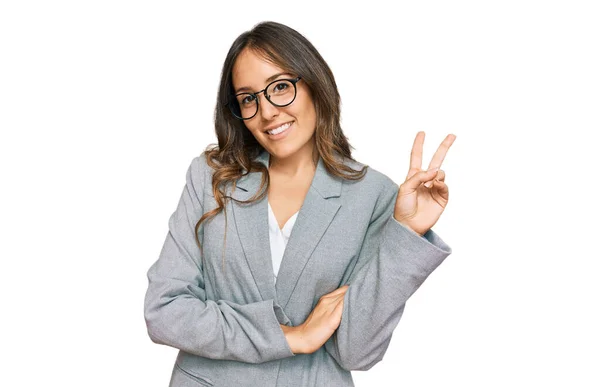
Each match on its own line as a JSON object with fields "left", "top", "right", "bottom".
{"left": 233, "top": 93, "right": 257, "bottom": 119}
{"left": 266, "top": 80, "right": 295, "bottom": 106}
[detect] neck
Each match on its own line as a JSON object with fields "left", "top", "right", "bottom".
{"left": 268, "top": 139, "right": 318, "bottom": 178}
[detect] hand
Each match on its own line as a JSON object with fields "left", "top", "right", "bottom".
{"left": 281, "top": 285, "right": 349, "bottom": 354}
{"left": 394, "top": 131, "right": 456, "bottom": 236}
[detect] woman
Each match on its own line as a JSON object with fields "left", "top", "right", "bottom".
{"left": 144, "top": 21, "right": 456, "bottom": 387}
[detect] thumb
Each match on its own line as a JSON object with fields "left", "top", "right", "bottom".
{"left": 402, "top": 168, "right": 439, "bottom": 192}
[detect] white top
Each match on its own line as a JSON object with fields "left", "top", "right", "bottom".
{"left": 267, "top": 200, "right": 299, "bottom": 281}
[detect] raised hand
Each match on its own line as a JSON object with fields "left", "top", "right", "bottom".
{"left": 280, "top": 285, "right": 349, "bottom": 354}
{"left": 393, "top": 131, "right": 456, "bottom": 236}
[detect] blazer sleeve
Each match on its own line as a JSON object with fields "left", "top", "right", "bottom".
{"left": 324, "top": 180, "right": 452, "bottom": 371}
{"left": 143, "top": 155, "right": 295, "bottom": 363}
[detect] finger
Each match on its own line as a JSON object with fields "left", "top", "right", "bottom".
{"left": 401, "top": 168, "right": 439, "bottom": 193}
{"left": 329, "top": 298, "right": 345, "bottom": 326}
{"left": 321, "top": 292, "right": 347, "bottom": 309}
{"left": 332, "top": 293, "right": 346, "bottom": 304}
{"left": 426, "top": 134, "right": 456, "bottom": 171}
{"left": 333, "top": 292, "right": 347, "bottom": 304}
{"left": 433, "top": 178, "right": 448, "bottom": 193}
{"left": 408, "top": 131, "right": 425, "bottom": 177}
{"left": 330, "top": 291, "right": 346, "bottom": 310}
{"left": 335, "top": 295, "right": 345, "bottom": 307}
{"left": 423, "top": 169, "right": 445, "bottom": 188}
{"left": 436, "top": 169, "right": 446, "bottom": 182}
{"left": 431, "top": 179, "right": 449, "bottom": 200}
{"left": 322, "top": 285, "right": 349, "bottom": 299}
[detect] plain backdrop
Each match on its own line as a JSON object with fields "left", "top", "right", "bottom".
{"left": 1, "top": 1, "right": 599, "bottom": 386}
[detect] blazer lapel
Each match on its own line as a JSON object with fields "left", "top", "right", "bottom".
{"left": 231, "top": 149, "right": 343, "bottom": 309}
{"left": 230, "top": 150, "right": 276, "bottom": 302}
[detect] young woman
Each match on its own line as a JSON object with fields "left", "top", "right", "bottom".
{"left": 144, "top": 21, "right": 456, "bottom": 387}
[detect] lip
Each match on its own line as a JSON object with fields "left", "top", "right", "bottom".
{"left": 265, "top": 121, "right": 294, "bottom": 141}
{"left": 263, "top": 121, "right": 294, "bottom": 133}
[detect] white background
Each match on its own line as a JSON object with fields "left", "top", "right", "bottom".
{"left": 1, "top": 1, "right": 599, "bottom": 386}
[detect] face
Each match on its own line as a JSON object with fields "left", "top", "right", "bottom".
{"left": 231, "top": 48, "right": 317, "bottom": 163}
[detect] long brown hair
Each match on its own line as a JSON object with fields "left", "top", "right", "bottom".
{"left": 195, "top": 21, "right": 368, "bottom": 267}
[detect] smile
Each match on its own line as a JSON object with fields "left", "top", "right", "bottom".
{"left": 267, "top": 121, "right": 293, "bottom": 135}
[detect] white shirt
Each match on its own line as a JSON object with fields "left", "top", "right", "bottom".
{"left": 267, "top": 200, "right": 299, "bottom": 281}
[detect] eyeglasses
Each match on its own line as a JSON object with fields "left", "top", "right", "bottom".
{"left": 227, "top": 76, "right": 302, "bottom": 120}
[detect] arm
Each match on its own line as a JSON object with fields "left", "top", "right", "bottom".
{"left": 143, "top": 155, "right": 295, "bottom": 363}
{"left": 324, "top": 181, "right": 452, "bottom": 371}
{"left": 279, "top": 285, "right": 349, "bottom": 355}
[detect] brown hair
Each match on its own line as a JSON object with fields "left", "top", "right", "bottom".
{"left": 195, "top": 21, "right": 368, "bottom": 269}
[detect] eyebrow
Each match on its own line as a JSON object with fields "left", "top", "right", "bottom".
{"left": 234, "top": 72, "right": 294, "bottom": 94}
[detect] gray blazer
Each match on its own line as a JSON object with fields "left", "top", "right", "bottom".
{"left": 144, "top": 149, "right": 452, "bottom": 387}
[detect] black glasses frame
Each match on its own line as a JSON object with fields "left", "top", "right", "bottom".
{"left": 226, "top": 76, "right": 302, "bottom": 120}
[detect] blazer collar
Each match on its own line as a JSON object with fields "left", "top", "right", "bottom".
{"left": 230, "top": 149, "right": 345, "bottom": 315}
{"left": 233, "top": 149, "right": 343, "bottom": 200}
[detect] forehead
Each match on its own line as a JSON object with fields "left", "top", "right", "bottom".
{"left": 232, "top": 49, "right": 288, "bottom": 91}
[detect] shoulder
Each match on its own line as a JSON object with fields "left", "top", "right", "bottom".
{"left": 337, "top": 155, "right": 400, "bottom": 223}
{"left": 340, "top": 155, "right": 398, "bottom": 196}
{"left": 185, "top": 151, "right": 212, "bottom": 194}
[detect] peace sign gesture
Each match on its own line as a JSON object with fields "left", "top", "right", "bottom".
{"left": 393, "top": 131, "right": 457, "bottom": 236}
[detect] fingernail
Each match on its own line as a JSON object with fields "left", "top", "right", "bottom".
{"left": 424, "top": 181, "right": 432, "bottom": 188}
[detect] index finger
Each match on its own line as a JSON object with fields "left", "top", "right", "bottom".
{"left": 427, "top": 134, "right": 457, "bottom": 170}
{"left": 408, "top": 131, "right": 425, "bottom": 175}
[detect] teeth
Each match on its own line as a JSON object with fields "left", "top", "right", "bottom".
{"left": 267, "top": 122, "right": 292, "bottom": 135}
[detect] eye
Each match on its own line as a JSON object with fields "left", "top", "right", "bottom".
{"left": 273, "top": 82, "right": 289, "bottom": 92}
{"left": 240, "top": 94, "right": 256, "bottom": 105}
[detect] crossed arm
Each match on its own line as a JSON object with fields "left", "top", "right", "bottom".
{"left": 277, "top": 182, "right": 452, "bottom": 370}
{"left": 143, "top": 156, "right": 295, "bottom": 363}
{"left": 144, "top": 157, "right": 451, "bottom": 368}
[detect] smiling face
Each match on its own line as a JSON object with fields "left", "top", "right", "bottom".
{"left": 231, "top": 48, "right": 317, "bottom": 164}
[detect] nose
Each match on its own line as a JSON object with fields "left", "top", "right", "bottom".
{"left": 257, "top": 92, "right": 280, "bottom": 120}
